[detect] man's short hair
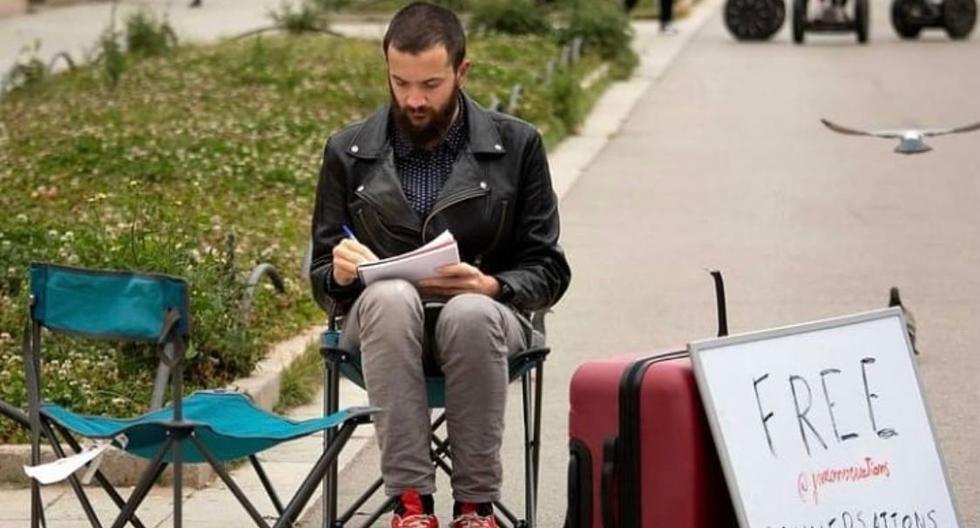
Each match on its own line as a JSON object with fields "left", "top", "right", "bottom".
{"left": 383, "top": 1, "right": 467, "bottom": 70}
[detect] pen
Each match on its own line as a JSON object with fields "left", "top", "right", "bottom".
{"left": 341, "top": 224, "right": 358, "bottom": 242}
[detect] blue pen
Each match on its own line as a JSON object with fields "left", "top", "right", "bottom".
{"left": 341, "top": 224, "right": 358, "bottom": 242}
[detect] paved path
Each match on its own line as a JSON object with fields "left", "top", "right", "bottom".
{"left": 542, "top": 1, "right": 980, "bottom": 526}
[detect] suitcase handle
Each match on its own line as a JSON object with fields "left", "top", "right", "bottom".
{"left": 601, "top": 437, "right": 618, "bottom": 528}
{"left": 709, "top": 269, "right": 729, "bottom": 337}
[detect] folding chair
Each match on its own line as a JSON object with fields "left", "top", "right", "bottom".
{"left": 18, "top": 262, "right": 376, "bottom": 528}
{"left": 318, "top": 300, "right": 550, "bottom": 528}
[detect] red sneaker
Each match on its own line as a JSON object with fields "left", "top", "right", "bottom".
{"left": 449, "top": 503, "right": 498, "bottom": 528}
{"left": 391, "top": 490, "right": 439, "bottom": 528}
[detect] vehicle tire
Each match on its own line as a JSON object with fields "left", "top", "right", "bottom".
{"left": 724, "top": 0, "right": 787, "bottom": 40}
{"left": 891, "top": 0, "right": 924, "bottom": 38}
{"left": 793, "top": 0, "right": 807, "bottom": 43}
{"left": 856, "top": 0, "right": 870, "bottom": 42}
{"left": 943, "top": 0, "right": 977, "bottom": 38}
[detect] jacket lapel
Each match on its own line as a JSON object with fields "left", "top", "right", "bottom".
{"left": 341, "top": 93, "right": 506, "bottom": 235}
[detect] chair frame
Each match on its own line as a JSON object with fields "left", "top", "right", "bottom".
{"left": 13, "top": 263, "right": 371, "bottom": 528}
{"left": 318, "top": 302, "right": 549, "bottom": 528}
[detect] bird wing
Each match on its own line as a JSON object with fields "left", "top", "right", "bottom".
{"left": 820, "top": 118, "right": 871, "bottom": 136}
{"left": 922, "top": 121, "right": 980, "bottom": 137}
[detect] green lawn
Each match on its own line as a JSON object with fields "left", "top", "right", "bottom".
{"left": 0, "top": 31, "right": 621, "bottom": 442}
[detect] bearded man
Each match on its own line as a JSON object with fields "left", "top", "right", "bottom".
{"left": 309, "top": 3, "right": 570, "bottom": 526}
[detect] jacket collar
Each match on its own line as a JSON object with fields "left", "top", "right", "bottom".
{"left": 343, "top": 92, "right": 506, "bottom": 160}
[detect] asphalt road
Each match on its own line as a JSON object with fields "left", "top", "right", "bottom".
{"left": 314, "top": 0, "right": 980, "bottom": 525}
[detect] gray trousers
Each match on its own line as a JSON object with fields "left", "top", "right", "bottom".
{"left": 339, "top": 279, "right": 527, "bottom": 503}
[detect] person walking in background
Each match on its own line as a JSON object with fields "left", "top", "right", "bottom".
{"left": 660, "top": 0, "right": 677, "bottom": 33}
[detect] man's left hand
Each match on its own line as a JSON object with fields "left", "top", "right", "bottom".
{"left": 418, "top": 263, "right": 501, "bottom": 298}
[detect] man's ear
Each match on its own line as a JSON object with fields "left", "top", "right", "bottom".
{"left": 456, "top": 58, "right": 471, "bottom": 88}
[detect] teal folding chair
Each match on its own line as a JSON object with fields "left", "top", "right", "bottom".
{"left": 318, "top": 301, "right": 550, "bottom": 528}
{"left": 19, "top": 262, "right": 376, "bottom": 528}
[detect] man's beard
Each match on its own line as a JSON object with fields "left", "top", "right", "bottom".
{"left": 391, "top": 85, "right": 460, "bottom": 148}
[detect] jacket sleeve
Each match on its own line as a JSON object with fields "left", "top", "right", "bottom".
{"left": 493, "top": 131, "right": 572, "bottom": 312}
{"left": 310, "top": 137, "right": 364, "bottom": 312}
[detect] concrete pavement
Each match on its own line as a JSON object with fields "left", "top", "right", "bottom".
{"left": 544, "top": 1, "right": 980, "bottom": 526}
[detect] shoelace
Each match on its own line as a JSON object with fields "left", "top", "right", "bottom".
{"left": 398, "top": 513, "right": 436, "bottom": 528}
{"left": 451, "top": 512, "right": 495, "bottom": 528}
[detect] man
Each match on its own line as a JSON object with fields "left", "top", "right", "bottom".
{"left": 309, "top": 2, "right": 570, "bottom": 527}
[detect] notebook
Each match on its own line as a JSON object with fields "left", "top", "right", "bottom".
{"left": 357, "top": 230, "right": 460, "bottom": 286}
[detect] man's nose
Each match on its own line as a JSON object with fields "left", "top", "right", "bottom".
{"left": 406, "top": 92, "right": 427, "bottom": 110}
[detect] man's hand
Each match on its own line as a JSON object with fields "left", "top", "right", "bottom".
{"left": 418, "top": 263, "right": 501, "bottom": 298}
{"left": 332, "top": 239, "right": 378, "bottom": 286}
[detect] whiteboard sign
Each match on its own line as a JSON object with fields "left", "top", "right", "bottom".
{"left": 690, "top": 308, "right": 960, "bottom": 528}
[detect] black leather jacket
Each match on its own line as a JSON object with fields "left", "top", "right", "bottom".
{"left": 310, "top": 93, "right": 571, "bottom": 313}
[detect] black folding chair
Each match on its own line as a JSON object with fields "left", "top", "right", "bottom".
{"left": 318, "top": 300, "right": 549, "bottom": 528}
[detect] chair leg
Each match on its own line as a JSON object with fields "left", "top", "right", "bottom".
{"left": 322, "top": 362, "right": 340, "bottom": 528}
{"left": 173, "top": 437, "right": 182, "bottom": 528}
{"left": 189, "top": 436, "right": 271, "bottom": 528}
{"left": 532, "top": 364, "right": 544, "bottom": 517}
{"left": 51, "top": 422, "right": 148, "bottom": 528}
{"left": 357, "top": 495, "right": 398, "bottom": 528}
{"left": 250, "top": 455, "right": 285, "bottom": 515}
{"left": 274, "top": 421, "right": 358, "bottom": 528}
{"left": 110, "top": 439, "right": 174, "bottom": 528}
{"left": 3, "top": 400, "right": 109, "bottom": 528}
{"left": 40, "top": 420, "right": 103, "bottom": 528}
{"left": 521, "top": 374, "right": 536, "bottom": 528}
{"left": 337, "top": 475, "right": 384, "bottom": 526}
{"left": 493, "top": 500, "right": 520, "bottom": 527}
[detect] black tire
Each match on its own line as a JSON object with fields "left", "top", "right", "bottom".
{"left": 724, "top": 0, "right": 787, "bottom": 40}
{"left": 856, "top": 0, "right": 870, "bottom": 42}
{"left": 891, "top": 0, "right": 924, "bottom": 38}
{"left": 793, "top": 0, "right": 807, "bottom": 43}
{"left": 943, "top": 0, "right": 977, "bottom": 38}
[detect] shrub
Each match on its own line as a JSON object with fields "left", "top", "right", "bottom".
{"left": 470, "top": 0, "right": 553, "bottom": 35}
{"left": 559, "top": 0, "right": 634, "bottom": 61}
{"left": 269, "top": 0, "right": 328, "bottom": 34}
{"left": 549, "top": 69, "right": 584, "bottom": 132}
{"left": 124, "top": 9, "right": 178, "bottom": 57}
{"left": 97, "top": 29, "right": 126, "bottom": 88}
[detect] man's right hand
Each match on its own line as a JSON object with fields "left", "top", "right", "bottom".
{"left": 332, "top": 238, "right": 378, "bottom": 286}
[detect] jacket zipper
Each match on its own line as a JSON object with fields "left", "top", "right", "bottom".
{"left": 421, "top": 187, "right": 488, "bottom": 243}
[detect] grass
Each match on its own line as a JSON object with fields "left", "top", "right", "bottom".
{"left": 274, "top": 341, "right": 325, "bottom": 414}
{"left": 0, "top": 30, "right": 627, "bottom": 442}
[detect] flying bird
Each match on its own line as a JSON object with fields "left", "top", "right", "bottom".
{"left": 820, "top": 118, "right": 980, "bottom": 154}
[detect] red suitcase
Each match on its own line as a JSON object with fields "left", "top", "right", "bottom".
{"left": 565, "top": 272, "right": 737, "bottom": 528}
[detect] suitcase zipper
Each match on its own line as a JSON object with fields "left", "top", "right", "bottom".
{"left": 611, "top": 349, "right": 689, "bottom": 528}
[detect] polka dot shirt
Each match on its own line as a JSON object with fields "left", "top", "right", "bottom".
{"left": 390, "top": 98, "right": 468, "bottom": 219}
